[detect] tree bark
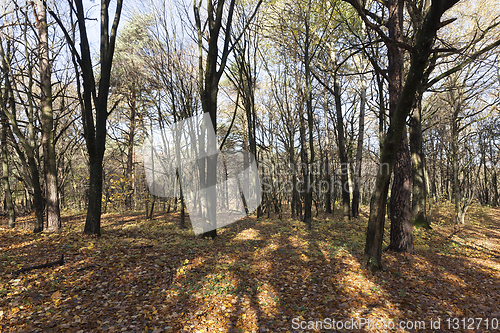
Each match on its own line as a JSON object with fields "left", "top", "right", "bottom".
{"left": 386, "top": 0, "right": 414, "bottom": 253}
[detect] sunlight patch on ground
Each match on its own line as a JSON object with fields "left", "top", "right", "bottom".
{"left": 233, "top": 227, "right": 261, "bottom": 241}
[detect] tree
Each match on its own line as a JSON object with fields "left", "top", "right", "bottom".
{"left": 0, "top": 5, "right": 45, "bottom": 232}
{"left": 193, "top": 0, "right": 262, "bottom": 238}
{"left": 111, "top": 15, "right": 153, "bottom": 211}
{"left": 360, "top": 0, "right": 461, "bottom": 269}
{"left": 48, "top": 0, "right": 124, "bottom": 236}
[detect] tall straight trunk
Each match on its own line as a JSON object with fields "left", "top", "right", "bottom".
{"left": 452, "top": 105, "right": 462, "bottom": 224}
{"left": 352, "top": 81, "right": 366, "bottom": 218}
{"left": 362, "top": 0, "right": 457, "bottom": 268}
{"left": 125, "top": 88, "right": 136, "bottom": 210}
{"left": 376, "top": 72, "right": 386, "bottom": 152}
{"left": 490, "top": 143, "right": 499, "bottom": 206}
{"left": 302, "top": 0, "right": 313, "bottom": 229}
{"left": 299, "top": 95, "right": 308, "bottom": 222}
{"left": 333, "top": 78, "right": 351, "bottom": 220}
{"left": 37, "top": 0, "right": 61, "bottom": 232}
{"left": 1, "top": 109, "right": 15, "bottom": 228}
{"left": 480, "top": 138, "right": 489, "bottom": 205}
{"left": 387, "top": 0, "right": 413, "bottom": 253}
{"left": 290, "top": 145, "right": 299, "bottom": 216}
{"left": 323, "top": 92, "right": 332, "bottom": 214}
{"left": 410, "top": 89, "right": 431, "bottom": 228}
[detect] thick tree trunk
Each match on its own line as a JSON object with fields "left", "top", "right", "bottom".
{"left": 38, "top": 0, "right": 61, "bottom": 232}
{"left": 84, "top": 157, "right": 104, "bottom": 235}
{"left": 386, "top": 0, "right": 414, "bottom": 253}
{"left": 387, "top": 129, "right": 414, "bottom": 252}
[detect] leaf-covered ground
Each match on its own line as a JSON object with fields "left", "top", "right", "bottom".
{"left": 1, "top": 203, "right": 499, "bottom": 332}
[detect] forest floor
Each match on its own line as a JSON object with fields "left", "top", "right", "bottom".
{"left": 1, "top": 202, "right": 500, "bottom": 333}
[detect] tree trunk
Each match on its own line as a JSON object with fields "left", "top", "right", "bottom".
{"left": 1, "top": 108, "right": 15, "bottom": 228}
{"left": 386, "top": 0, "right": 414, "bottom": 253}
{"left": 125, "top": 88, "right": 136, "bottom": 211}
{"left": 409, "top": 92, "right": 431, "bottom": 228}
{"left": 452, "top": 103, "right": 462, "bottom": 224}
{"left": 37, "top": 0, "right": 61, "bottom": 232}
{"left": 299, "top": 93, "right": 308, "bottom": 223}
{"left": 333, "top": 78, "right": 351, "bottom": 220}
{"left": 84, "top": 156, "right": 104, "bottom": 235}
{"left": 303, "top": 0, "right": 313, "bottom": 229}
{"left": 352, "top": 80, "right": 366, "bottom": 218}
{"left": 387, "top": 129, "right": 414, "bottom": 252}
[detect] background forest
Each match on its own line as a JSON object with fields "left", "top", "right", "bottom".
{"left": 1, "top": 0, "right": 500, "bottom": 331}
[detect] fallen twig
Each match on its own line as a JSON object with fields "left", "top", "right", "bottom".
{"left": 11, "top": 254, "right": 64, "bottom": 277}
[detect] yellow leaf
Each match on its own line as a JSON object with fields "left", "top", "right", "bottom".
{"left": 51, "top": 291, "right": 62, "bottom": 300}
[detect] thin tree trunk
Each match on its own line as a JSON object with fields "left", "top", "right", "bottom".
{"left": 352, "top": 80, "right": 366, "bottom": 218}
{"left": 0, "top": 32, "right": 44, "bottom": 232}
{"left": 1, "top": 108, "right": 15, "bottom": 228}
{"left": 299, "top": 92, "right": 308, "bottom": 222}
{"left": 37, "top": 0, "right": 61, "bottom": 232}
{"left": 452, "top": 103, "right": 462, "bottom": 224}
{"left": 125, "top": 88, "right": 136, "bottom": 211}
{"left": 333, "top": 78, "right": 351, "bottom": 220}
{"left": 303, "top": 0, "right": 313, "bottom": 229}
